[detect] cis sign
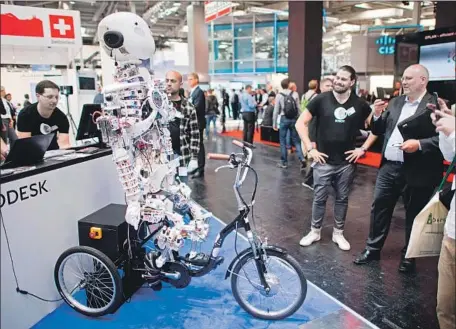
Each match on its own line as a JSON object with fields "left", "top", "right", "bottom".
{"left": 376, "top": 35, "right": 396, "bottom": 55}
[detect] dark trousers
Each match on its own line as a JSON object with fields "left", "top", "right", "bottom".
{"left": 231, "top": 103, "right": 239, "bottom": 120}
{"left": 196, "top": 127, "right": 205, "bottom": 173}
{"left": 1, "top": 118, "right": 17, "bottom": 144}
{"left": 366, "top": 161, "right": 436, "bottom": 252}
{"left": 242, "top": 112, "right": 255, "bottom": 144}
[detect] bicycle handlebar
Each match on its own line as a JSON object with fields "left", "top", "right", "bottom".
{"left": 207, "top": 139, "right": 255, "bottom": 210}
{"left": 207, "top": 153, "right": 230, "bottom": 161}
{"left": 232, "top": 140, "right": 244, "bottom": 148}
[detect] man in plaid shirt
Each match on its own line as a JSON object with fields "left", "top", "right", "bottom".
{"left": 165, "top": 70, "right": 200, "bottom": 180}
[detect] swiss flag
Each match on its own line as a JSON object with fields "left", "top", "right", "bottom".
{"left": 49, "top": 15, "right": 75, "bottom": 39}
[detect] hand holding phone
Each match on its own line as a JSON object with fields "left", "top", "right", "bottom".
{"left": 432, "top": 92, "right": 441, "bottom": 120}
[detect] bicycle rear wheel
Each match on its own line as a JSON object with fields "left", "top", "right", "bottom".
{"left": 231, "top": 249, "right": 307, "bottom": 320}
{"left": 54, "top": 246, "right": 123, "bottom": 317}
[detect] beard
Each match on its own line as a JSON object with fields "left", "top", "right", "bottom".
{"left": 333, "top": 84, "right": 349, "bottom": 94}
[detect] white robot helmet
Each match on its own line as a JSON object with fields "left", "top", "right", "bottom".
{"left": 97, "top": 12, "right": 156, "bottom": 62}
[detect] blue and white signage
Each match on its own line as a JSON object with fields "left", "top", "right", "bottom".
{"left": 376, "top": 35, "right": 395, "bottom": 55}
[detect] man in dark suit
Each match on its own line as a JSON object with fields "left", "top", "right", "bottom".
{"left": 354, "top": 64, "right": 443, "bottom": 273}
{"left": 187, "top": 72, "right": 206, "bottom": 178}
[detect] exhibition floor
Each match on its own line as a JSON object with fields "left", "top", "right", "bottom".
{"left": 34, "top": 136, "right": 439, "bottom": 329}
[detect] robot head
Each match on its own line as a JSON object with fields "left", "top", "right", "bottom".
{"left": 98, "top": 12, "right": 155, "bottom": 62}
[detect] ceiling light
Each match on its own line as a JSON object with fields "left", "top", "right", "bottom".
{"left": 354, "top": 3, "right": 372, "bottom": 9}
{"left": 325, "top": 16, "right": 340, "bottom": 23}
{"left": 337, "top": 24, "right": 361, "bottom": 32}
{"left": 232, "top": 10, "right": 245, "bottom": 16}
{"left": 249, "top": 7, "right": 288, "bottom": 15}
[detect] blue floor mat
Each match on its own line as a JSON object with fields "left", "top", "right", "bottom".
{"left": 32, "top": 217, "right": 342, "bottom": 329}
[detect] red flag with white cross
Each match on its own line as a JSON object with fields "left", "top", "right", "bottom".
{"left": 49, "top": 15, "right": 75, "bottom": 39}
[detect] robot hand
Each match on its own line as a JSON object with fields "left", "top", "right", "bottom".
{"left": 187, "top": 159, "right": 198, "bottom": 174}
{"left": 125, "top": 201, "right": 141, "bottom": 230}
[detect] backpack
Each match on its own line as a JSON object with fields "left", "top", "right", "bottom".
{"left": 280, "top": 92, "right": 299, "bottom": 119}
{"left": 300, "top": 92, "right": 317, "bottom": 112}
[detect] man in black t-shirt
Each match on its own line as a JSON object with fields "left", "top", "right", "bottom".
{"left": 17, "top": 80, "right": 70, "bottom": 150}
{"left": 165, "top": 70, "right": 200, "bottom": 182}
{"left": 296, "top": 65, "right": 378, "bottom": 251}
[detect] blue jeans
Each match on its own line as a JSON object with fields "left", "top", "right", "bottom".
{"left": 206, "top": 114, "right": 217, "bottom": 138}
{"left": 279, "top": 117, "right": 304, "bottom": 164}
{"left": 286, "top": 130, "right": 291, "bottom": 149}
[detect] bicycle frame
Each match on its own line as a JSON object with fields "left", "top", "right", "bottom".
{"left": 198, "top": 141, "right": 271, "bottom": 290}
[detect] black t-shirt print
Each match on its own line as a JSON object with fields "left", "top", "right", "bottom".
{"left": 169, "top": 100, "right": 182, "bottom": 155}
{"left": 16, "top": 103, "right": 70, "bottom": 150}
{"left": 307, "top": 91, "right": 372, "bottom": 165}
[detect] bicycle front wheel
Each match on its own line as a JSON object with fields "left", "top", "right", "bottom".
{"left": 231, "top": 249, "right": 307, "bottom": 320}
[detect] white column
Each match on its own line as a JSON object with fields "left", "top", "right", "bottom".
{"left": 412, "top": 2, "right": 421, "bottom": 25}
{"left": 186, "top": 4, "right": 209, "bottom": 83}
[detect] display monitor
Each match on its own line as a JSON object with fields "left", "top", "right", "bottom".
{"left": 79, "top": 76, "right": 96, "bottom": 90}
{"left": 76, "top": 104, "right": 102, "bottom": 141}
{"left": 419, "top": 42, "right": 456, "bottom": 81}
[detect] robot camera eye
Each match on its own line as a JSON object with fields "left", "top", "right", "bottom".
{"left": 103, "top": 31, "right": 124, "bottom": 49}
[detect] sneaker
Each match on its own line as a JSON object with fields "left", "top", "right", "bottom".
{"left": 332, "top": 228, "right": 351, "bottom": 251}
{"left": 299, "top": 227, "right": 321, "bottom": 247}
{"left": 300, "top": 161, "right": 306, "bottom": 171}
{"left": 302, "top": 182, "right": 314, "bottom": 190}
{"left": 277, "top": 162, "right": 287, "bottom": 169}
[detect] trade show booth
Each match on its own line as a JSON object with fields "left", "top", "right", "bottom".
{"left": 0, "top": 4, "right": 117, "bottom": 329}
{"left": 0, "top": 4, "right": 97, "bottom": 145}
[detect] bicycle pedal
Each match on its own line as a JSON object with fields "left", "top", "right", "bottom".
{"left": 184, "top": 252, "right": 210, "bottom": 266}
{"left": 215, "top": 256, "right": 224, "bottom": 266}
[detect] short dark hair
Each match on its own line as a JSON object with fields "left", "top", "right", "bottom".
{"left": 281, "top": 78, "right": 290, "bottom": 89}
{"left": 245, "top": 85, "right": 252, "bottom": 90}
{"left": 339, "top": 65, "right": 357, "bottom": 81}
{"left": 35, "top": 80, "right": 59, "bottom": 94}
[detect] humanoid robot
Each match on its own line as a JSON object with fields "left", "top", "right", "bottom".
{"left": 96, "top": 12, "right": 210, "bottom": 272}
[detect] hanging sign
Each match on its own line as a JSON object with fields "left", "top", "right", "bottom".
{"left": 205, "top": 1, "right": 232, "bottom": 23}
{"left": 0, "top": 4, "right": 82, "bottom": 48}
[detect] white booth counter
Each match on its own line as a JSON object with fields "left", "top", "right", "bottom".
{"left": 0, "top": 149, "right": 125, "bottom": 329}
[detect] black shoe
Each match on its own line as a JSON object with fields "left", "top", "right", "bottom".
{"left": 354, "top": 249, "right": 380, "bottom": 265}
{"left": 398, "top": 257, "right": 416, "bottom": 273}
{"left": 192, "top": 170, "right": 205, "bottom": 178}
{"left": 300, "top": 161, "right": 306, "bottom": 171}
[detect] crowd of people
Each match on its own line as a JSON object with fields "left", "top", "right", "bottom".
{"left": 0, "top": 64, "right": 454, "bottom": 329}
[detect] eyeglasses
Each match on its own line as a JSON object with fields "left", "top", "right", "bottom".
{"left": 40, "top": 94, "right": 59, "bottom": 100}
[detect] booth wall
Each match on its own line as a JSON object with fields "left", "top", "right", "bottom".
{"left": 1, "top": 46, "right": 73, "bottom": 66}
{"left": 0, "top": 156, "right": 125, "bottom": 329}
{"left": 351, "top": 35, "right": 395, "bottom": 74}
{"left": 0, "top": 68, "right": 68, "bottom": 108}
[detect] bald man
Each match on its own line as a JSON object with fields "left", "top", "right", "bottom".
{"left": 165, "top": 70, "right": 200, "bottom": 181}
{"left": 354, "top": 64, "right": 444, "bottom": 273}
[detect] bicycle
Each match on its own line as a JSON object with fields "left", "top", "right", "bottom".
{"left": 54, "top": 139, "right": 307, "bottom": 320}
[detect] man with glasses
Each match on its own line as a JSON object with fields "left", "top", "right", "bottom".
{"left": 17, "top": 80, "right": 71, "bottom": 150}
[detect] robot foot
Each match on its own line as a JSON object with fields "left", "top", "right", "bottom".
{"left": 182, "top": 252, "right": 224, "bottom": 267}
{"left": 184, "top": 252, "right": 210, "bottom": 266}
{"left": 148, "top": 281, "right": 163, "bottom": 291}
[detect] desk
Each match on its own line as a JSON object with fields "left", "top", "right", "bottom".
{"left": 0, "top": 150, "right": 125, "bottom": 329}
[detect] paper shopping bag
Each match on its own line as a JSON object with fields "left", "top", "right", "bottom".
{"left": 405, "top": 193, "right": 448, "bottom": 258}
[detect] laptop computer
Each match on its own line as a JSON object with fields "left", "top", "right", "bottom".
{"left": 1, "top": 133, "right": 55, "bottom": 169}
